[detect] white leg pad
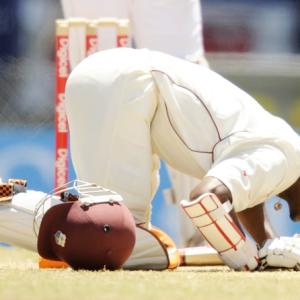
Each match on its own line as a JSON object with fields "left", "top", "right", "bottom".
{"left": 181, "top": 193, "right": 259, "bottom": 270}
{"left": 123, "top": 225, "right": 169, "bottom": 270}
{"left": 0, "top": 190, "right": 62, "bottom": 252}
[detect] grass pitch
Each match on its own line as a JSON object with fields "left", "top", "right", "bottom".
{"left": 1, "top": 248, "right": 300, "bottom": 300}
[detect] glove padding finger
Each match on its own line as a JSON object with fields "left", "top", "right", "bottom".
{"left": 258, "top": 237, "right": 300, "bottom": 270}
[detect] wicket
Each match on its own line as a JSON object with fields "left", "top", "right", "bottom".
{"left": 54, "top": 18, "right": 130, "bottom": 189}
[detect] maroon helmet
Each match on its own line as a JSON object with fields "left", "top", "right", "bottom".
{"left": 36, "top": 180, "right": 136, "bottom": 270}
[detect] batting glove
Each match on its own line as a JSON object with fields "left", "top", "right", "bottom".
{"left": 258, "top": 236, "right": 300, "bottom": 271}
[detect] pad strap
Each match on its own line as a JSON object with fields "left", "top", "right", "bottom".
{"left": 0, "top": 179, "right": 27, "bottom": 202}
{"left": 139, "top": 224, "right": 180, "bottom": 270}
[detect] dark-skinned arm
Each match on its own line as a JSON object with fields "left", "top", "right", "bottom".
{"left": 237, "top": 203, "right": 275, "bottom": 246}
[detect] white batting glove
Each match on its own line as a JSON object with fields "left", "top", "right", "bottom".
{"left": 258, "top": 236, "right": 300, "bottom": 270}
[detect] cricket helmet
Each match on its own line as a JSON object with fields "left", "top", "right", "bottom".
{"left": 36, "top": 180, "right": 136, "bottom": 270}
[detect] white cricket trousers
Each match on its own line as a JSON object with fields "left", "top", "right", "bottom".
{"left": 65, "top": 48, "right": 211, "bottom": 225}
{"left": 61, "top": 0, "right": 204, "bottom": 69}
{"left": 66, "top": 48, "right": 173, "bottom": 225}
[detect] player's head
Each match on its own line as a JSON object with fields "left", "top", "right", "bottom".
{"left": 279, "top": 176, "right": 300, "bottom": 221}
{"left": 37, "top": 182, "right": 136, "bottom": 270}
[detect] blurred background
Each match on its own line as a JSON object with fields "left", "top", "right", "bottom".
{"left": 0, "top": 0, "right": 300, "bottom": 243}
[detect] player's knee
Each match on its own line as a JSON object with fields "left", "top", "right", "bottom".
{"left": 189, "top": 176, "right": 232, "bottom": 204}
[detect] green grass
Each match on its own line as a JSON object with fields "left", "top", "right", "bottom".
{"left": 1, "top": 247, "right": 300, "bottom": 300}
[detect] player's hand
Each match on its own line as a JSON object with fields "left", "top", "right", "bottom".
{"left": 258, "top": 236, "right": 300, "bottom": 270}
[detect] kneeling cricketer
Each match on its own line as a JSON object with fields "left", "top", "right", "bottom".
{"left": 1, "top": 48, "right": 300, "bottom": 271}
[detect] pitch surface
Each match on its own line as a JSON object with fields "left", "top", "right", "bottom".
{"left": 0, "top": 248, "right": 299, "bottom": 300}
